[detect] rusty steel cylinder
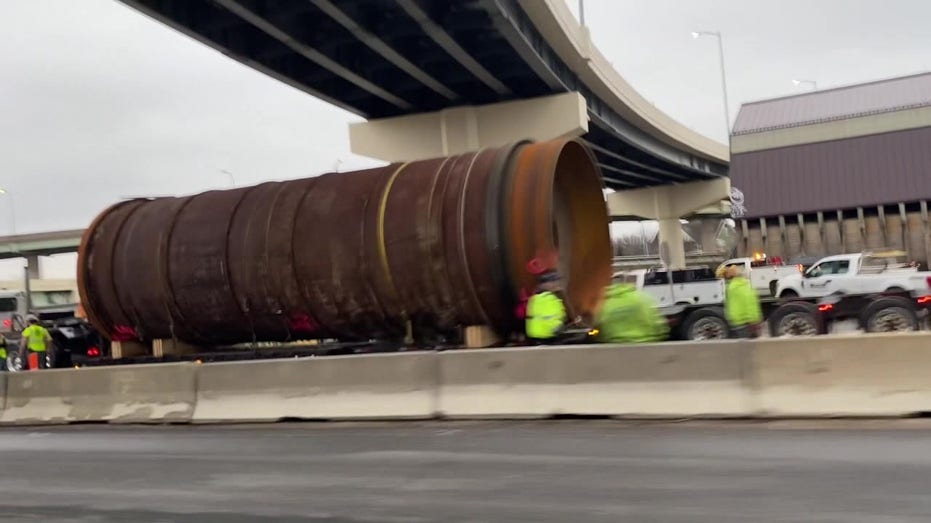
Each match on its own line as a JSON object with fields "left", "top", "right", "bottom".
{"left": 77, "top": 139, "right": 612, "bottom": 345}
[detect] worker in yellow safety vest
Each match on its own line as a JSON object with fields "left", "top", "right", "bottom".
{"left": 596, "top": 274, "right": 669, "bottom": 343}
{"left": 723, "top": 265, "right": 763, "bottom": 338}
{"left": 21, "top": 316, "right": 52, "bottom": 369}
{"left": 525, "top": 271, "right": 567, "bottom": 343}
{"left": 0, "top": 333, "right": 7, "bottom": 371}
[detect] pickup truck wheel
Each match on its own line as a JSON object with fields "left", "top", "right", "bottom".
{"left": 861, "top": 297, "right": 917, "bottom": 333}
{"left": 779, "top": 290, "right": 799, "bottom": 299}
{"left": 683, "top": 307, "right": 729, "bottom": 341}
{"left": 768, "top": 302, "right": 820, "bottom": 337}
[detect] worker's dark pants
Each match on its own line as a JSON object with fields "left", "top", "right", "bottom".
{"left": 731, "top": 325, "right": 760, "bottom": 340}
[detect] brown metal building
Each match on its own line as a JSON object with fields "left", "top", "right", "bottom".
{"left": 729, "top": 72, "right": 931, "bottom": 263}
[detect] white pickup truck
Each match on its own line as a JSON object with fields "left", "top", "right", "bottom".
{"left": 775, "top": 252, "right": 931, "bottom": 299}
{"left": 717, "top": 257, "right": 800, "bottom": 296}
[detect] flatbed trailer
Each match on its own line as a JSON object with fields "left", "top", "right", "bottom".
{"left": 663, "top": 289, "right": 930, "bottom": 340}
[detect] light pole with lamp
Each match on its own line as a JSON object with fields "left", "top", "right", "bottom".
{"left": 691, "top": 30, "right": 732, "bottom": 141}
{"left": 792, "top": 79, "right": 818, "bottom": 91}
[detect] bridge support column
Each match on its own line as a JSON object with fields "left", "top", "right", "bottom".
{"left": 349, "top": 92, "right": 587, "bottom": 162}
{"left": 25, "top": 255, "right": 40, "bottom": 280}
{"left": 606, "top": 178, "right": 730, "bottom": 269}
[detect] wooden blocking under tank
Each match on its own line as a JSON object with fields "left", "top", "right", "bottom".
{"left": 152, "top": 339, "right": 201, "bottom": 358}
{"left": 463, "top": 325, "right": 500, "bottom": 349}
{"left": 111, "top": 340, "right": 149, "bottom": 359}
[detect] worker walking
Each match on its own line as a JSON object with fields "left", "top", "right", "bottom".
{"left": 723, "top": 266, "right": 763, "bottom": 338}
{"left": 525, "top": 271, "right": 567, "bottom": 344}
{"left": 0, "top": 333, "right": 7, "bottom": 371}
{"left": 21, "top": 315, "right": 52, "bottom": 370}
{"left": 596, "top": 275, "right": 669, "bottom": 343}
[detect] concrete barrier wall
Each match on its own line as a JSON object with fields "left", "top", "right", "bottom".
{"left": 4, "top": 333, "right": 931, "bottom": 424}
{"left": 751, "top": 333, "right": 931, "bottom": 416}
{"left": 0, "top": 363, "right": 196, "bottom": 425}
{"left": 192, "top": 351, "right": 437, "bottom": 422}
{"left": 437, "top": 342, "right": 752, "bottom": 418}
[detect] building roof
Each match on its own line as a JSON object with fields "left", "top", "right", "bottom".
{"left": 733, "top": 71, "right": 931, "bottom": 135}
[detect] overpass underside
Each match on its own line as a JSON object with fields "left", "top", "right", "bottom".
{"left": 119, "top": 0, "right": 731, "bottom": 266}
{"left": 120, "top": 0, "right": 726, "bottom": 186}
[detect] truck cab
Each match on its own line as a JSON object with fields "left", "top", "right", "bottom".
{"left": 776, "top": 251, "right": 930, "bottom": 298}
{"left": 0, "top": 291, "right": 29, "bottom": 338}
{"left": 717, "top": 253, "right": 800, "bottom": 296}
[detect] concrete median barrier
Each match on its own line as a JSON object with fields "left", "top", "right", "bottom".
{"left": 437, "top": 342, "right": 753, "bottom": 418}
{"left": 0, "top": 363, "right": 197, "bottom": 425}
{"left": 752, "top": 333, "right": 931, "bottom": 416}
{"left": 192, "top": 351, "right": 437, "bottom": 422}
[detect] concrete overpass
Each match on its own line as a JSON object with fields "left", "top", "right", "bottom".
{"left": 0, "top": 229, "right": 84, "bottom": 279}
{"left": 118, "top": 0, "right": 732, "bottom": 266}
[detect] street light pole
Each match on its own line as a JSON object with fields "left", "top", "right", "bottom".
{"left": 578, "top": 0, "right": 585, "bottom": 26}
{"left": 691, "top": 30, "right": 731, "bottom": 140}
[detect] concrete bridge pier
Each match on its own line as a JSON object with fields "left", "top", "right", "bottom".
{"left": 348, "top": 92, "right": 588, "bottom": 162}
{"left": 26, "top": 255, "right": 40, "bottom": 280}
{"left": 607, "top": 178, "right": 731, "bottom": 269}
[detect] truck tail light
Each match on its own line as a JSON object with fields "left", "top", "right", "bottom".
{"left": 2, "top": 319, "right": 10, "bottom": 328}
{"left": 926, "top": 276, "right": 931, "bottom": 288}
{"left": 86, "top": 347, "right": 101, "bottom": 357}
{"left": 918, "top": 296, "right": 931, "bottom": 305}
{"left": 818, "top": 304, "right": 834, "bottom": 312}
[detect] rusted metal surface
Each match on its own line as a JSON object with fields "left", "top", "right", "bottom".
{"left": 114, "top": 196, "right": 193, "bottom": 341}
{"left": 77, "top": 200, "right": 146, "bottom": 340}
{"left": 79, "top": 139, "right": 611, "bottom": 345}
{"left": 227, "top": 182, "right": 287, "bottom": 340}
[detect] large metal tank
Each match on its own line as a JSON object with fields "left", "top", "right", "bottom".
{"left": 77, "top": 139, "right": 612, "bottom": 345}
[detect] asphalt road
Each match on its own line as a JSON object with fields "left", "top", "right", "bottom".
{"left": 4, "top": 421, "right": 931, "bottom": 522}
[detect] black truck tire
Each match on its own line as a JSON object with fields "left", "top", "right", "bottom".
{"left": 860, "top": 296, "right": 918, "bottom": 333}
{"left": 768, "top": 301, "right": 822, "bottom": 337}
{"left": 681, "top": 307, "right": 729, "bottom": 340}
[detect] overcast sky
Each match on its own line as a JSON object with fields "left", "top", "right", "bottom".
{"left": 2, "top": 0, "right": 930, "bottom": 278}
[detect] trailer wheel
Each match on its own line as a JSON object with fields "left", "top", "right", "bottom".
{"left": 5, "top": 351, "right": 24, "bottom": 372}
{"left": 682, "top": 307, "right": 729, "bottom": 341}
{"left": 768, "top": 302, "right": 821, "bottom": 337}
{"left": 861, "top": 297, "right": 917, "bottom": 333}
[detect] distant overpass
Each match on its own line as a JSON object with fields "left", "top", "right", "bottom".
{"left": 0, "top": 229, "right": 84, "bottom": 279}
{"left": 0, "top": 229, "right": 84, "bottom": 260}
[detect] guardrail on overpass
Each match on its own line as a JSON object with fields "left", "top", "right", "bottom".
{"left": 1, "top": 332, "right": 930, "bottom": 424}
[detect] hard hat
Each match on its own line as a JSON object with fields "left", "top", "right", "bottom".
{"left": 724, "top": 265, "right": 741, "bottom": 278}
{"left": 26, "top": 314, "right": 38, "bottom": 323}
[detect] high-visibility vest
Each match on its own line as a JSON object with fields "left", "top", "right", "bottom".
{"left": 525, "top": 291, "right": 566, "bottom": 339}
{"left": 22, "top": 324, "right": 50, "bottom": 352}
{"left": 725, "top": 277, "right": 763, "bottom": 327}
{"left": 596, "top": 283, "right": 669, "bottom": 343}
